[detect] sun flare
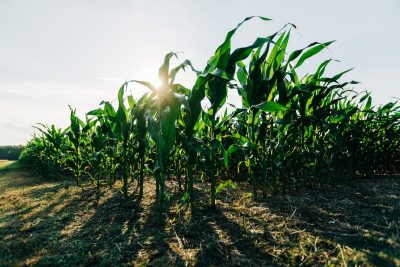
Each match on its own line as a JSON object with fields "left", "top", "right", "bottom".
{"left": 153, "top": 78, "right": 163, "bottom": 90}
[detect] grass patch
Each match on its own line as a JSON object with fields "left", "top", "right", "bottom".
{"left": 0, "top": 168, "right": 399, "bottom": 266}
{"left": 0, "top": 161, "right": 26, "bottom": 178}
{"left": 0, "top": 160, "right": 14, "bottom": 170}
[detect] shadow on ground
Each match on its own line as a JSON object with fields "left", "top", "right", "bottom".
{"left": 0, "top": 169, "right": 399, "bottom": 266}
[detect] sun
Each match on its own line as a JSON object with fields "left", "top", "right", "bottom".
{"left": 153, "top": 78, "right": 163, "bottom": 91}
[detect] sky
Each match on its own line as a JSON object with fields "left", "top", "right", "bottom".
{"left": 0, "top": 0, "right": 399, "bottom": 145}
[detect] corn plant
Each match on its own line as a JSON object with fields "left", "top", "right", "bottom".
{"left": 133, "top": 52, "right": 189, "bottom": 209}
{"left": 131, "top": 94, "right": 149, "bottom": 198}
{"left": 19, "top": 17, "right": 400, "bottom": 222}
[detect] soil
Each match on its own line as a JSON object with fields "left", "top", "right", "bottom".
{"left": 0, "top": 163, "right": 399, "bottom": 266}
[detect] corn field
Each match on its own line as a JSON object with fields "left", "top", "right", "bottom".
{"left": 20, "top": 17, "right": 400, "bottom": 216}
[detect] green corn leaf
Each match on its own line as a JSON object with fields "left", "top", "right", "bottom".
{"left": 365, "top": 96, "right": 372, "bottom": 111}
{"left": 294, "top": 41, "right": 335, "bottom": 69}
{"left": 103, "top": 102, "right": 117, "bottom": 118}
{"left": 253, "top": 101, "right": 287, "bottom": 112}
{"left": 227, "top": 144, "right": 241, "bottom": 155}
{"left": 169, "top": 59, "right": 200, "bottom": 84}
{"left": 287, "top": 42, "right": 320, "bottom": 63}
{"left": 87, "top": 108, "right": 105, "bottom": 117}
{"left": 159, "top": 52, "right": 178, "bottom": 85}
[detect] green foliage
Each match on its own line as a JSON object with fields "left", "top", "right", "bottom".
{"left": 20, "top": 17, "right": 400, "bottom": 219}
{"left": 0, "top": 146, "right": 24, "bottom": 160}
{"left": 216, "top": 180, "right": 237, "bottom": 195}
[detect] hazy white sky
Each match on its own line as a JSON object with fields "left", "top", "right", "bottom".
{"left": 1, "top": 0, "right": 399, "bottom": 145}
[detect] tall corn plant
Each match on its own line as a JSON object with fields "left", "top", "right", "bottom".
{"left": 33, "top": 124, "right": 69, "bottom": 177}
{"left": 133, "top": 52, "right": 189, "bottom": 209}
{"left": 131, "top": 94, "right": 149, "bottom": 198}
{"left": 90, "top": 123, "right": 107, "bottom": 202}
{"left": 89, "top": 84, "right": 134, "bottom": 199}
{"left": 88, "top": 104, "right": 119, "bottom": 189}
{"left": 19, "top": 16, "right": 400, "bottom": 217}
{"left": 67, "top": 107, "right": 85, "bottom": 185}
{"left": 199, "top": 16, "right": 276, "bottom": 208}
{"left": 234, "top": 30, "right": 291, "bottom": 199}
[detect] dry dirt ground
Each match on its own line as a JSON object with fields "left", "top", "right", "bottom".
{"left": 0, "top": 162, "right": 399, "bottom": 266}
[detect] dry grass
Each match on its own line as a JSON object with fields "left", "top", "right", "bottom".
{"left": 0, "top": 167, "right": 399, "bottom": 266}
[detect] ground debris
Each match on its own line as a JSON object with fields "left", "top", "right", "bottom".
{"left": 0, "top": 170, "right": 399, "bottom": 266}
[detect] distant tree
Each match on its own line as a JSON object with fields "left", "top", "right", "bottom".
{"left": 0, "top": 146, "right": 25, "bottom": 160}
